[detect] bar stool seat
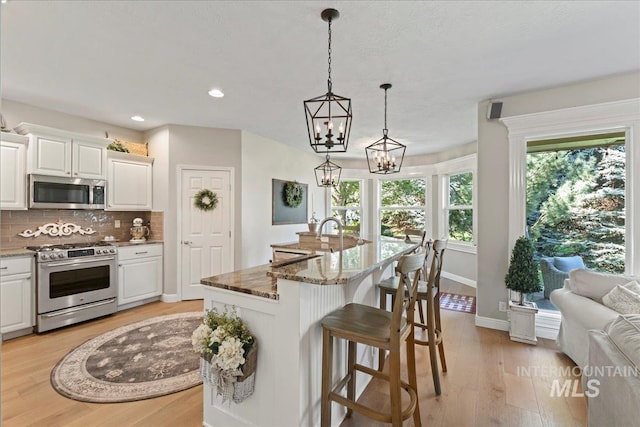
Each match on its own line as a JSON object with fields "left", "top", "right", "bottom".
{"left": 320, "top": 250, "right": 425, "bottom": 427}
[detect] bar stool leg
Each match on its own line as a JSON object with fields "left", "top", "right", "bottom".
{"left": 321, "top": 328, "right": 333, "bottom": 427}
{"left": 388, "top": 344, "right": 402, "bottom": 426}
{"left": 406, "top": 331, "right": 422, "bottom": 427}
{"left": 427, "top": 299, "right": 442, "bottom": 396}
{"left": 378, "top": 289, "right": 388, "bottom": 371}
{"left": 434, "top": 294, "right": 447, "bottom": 372}
{"left": 346, "top": 341, "right": 356, "bottom": 417}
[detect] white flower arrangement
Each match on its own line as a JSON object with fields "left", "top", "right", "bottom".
{"left": 192, "top": 306, "right": 257, "bottom": 403}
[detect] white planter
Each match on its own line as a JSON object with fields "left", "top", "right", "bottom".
{"left": 508, "top": 300, "right": 538, "bottom": 345}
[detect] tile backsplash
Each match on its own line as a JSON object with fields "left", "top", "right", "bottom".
{"left": 0, "top": 210, "right": 164, "bottom": 249}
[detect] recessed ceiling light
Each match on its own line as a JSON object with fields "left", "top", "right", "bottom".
{"left": 208, "top": 89, "right": 224, "bottom": 98}
{"left": 1, "top": 1, "right": 8, "bottom": 4}
{"left": 131, "top": 115, "right": 145, "bottom": 122}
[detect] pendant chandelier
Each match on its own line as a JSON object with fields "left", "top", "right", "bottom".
{"left": 314, "top": 154, "right": 342, "bottom": 187}
{"left": 365, "top": 83, "right": 406, "bottom": 174}
{"left": 304, "top": 8, "right": 352, "bottom": 153}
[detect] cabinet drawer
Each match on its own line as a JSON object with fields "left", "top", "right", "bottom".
{"left": 118, "top": 244, "right": 163, "bottom": 261}
{"left": 0, "top": 257, "right": 32, "bottom": 277}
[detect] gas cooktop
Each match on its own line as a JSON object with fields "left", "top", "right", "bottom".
{"left": 26, "top": 242, "right": 117, "bottom": 262}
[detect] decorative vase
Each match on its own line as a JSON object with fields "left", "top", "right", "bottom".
{"left": 199, "top": 343, "right": 258, "bottom": 403}
{"left": 308, "top": 222, "right": 318, "bottom": 233}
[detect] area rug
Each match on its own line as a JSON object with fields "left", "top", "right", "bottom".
{"left": 440, "top": 292, "right": 476, "bottom": 314}
{"left": 51, "top": 312, "right": 203, "bottom": 403}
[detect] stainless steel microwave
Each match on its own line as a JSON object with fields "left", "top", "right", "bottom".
{"left": 29, "top": 174, "right": 106, "bottom": 209}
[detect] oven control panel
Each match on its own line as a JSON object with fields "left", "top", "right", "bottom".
{"left": 35, "top": 245, "right": 117, "bottom": 262}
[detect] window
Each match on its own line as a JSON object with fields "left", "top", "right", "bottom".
{"left": 445, "top": 172, "right": 473, "bottom": 243}
{"left": 379, "top": 178, "right": 426, "bottom": 238}
{"left": 331, "top": 180, "right": 362, "bottom": 234}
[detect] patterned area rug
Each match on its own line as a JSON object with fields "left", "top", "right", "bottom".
{"left": 51, "top": 312, "right": 203, "bottom": 403}
{"left": 440, "top": 292, "right": 476, "bottom": 314}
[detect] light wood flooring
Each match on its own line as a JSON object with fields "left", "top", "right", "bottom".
{"left": 1, "top": 283, "right": 586, "bottom": 427}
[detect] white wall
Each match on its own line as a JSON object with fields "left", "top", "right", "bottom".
{"left": 145, "top": 125, "right": 243, "bottom": 297}
{"left": 477, "top": 72, "right": 640, "bottom": 322}
{"left": 240, "top": 131, "right": 327, "bottom": 268}
{"left": 1, "top": 99, "right": 143, "bottom": 143}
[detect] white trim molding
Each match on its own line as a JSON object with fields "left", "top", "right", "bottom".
{"left": 475, "top": 315, "right": 509, "bottom": 331}
{"left": 442, "top": 271, "right": 476, "bottom": 288}
{"left": 501, "top": 98, "right": 640, "bottom": 277}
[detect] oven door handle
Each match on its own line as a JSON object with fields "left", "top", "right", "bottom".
{"left": 41, "top": 256, "right": 116, "bottom": 268}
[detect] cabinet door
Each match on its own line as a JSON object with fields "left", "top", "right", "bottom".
{"left": 72, "top": 139, "right": 105, "bottom": 179}
{"left": 0, "top": 141, "right": 27, "bottom": 209}
{"left": 108, "top": 159, "right": 153, "bottom": 210}
{"left": 33, "top": 135, "right": 72, "bottom": 176}
{"left": 118, "top": 256, "right": 163, "bottom": 305}
{"left": 1, "top": 274, "right": 32, "bottom": 334}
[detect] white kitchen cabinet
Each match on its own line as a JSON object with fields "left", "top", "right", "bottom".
{"left": 15, "top": 123, "right": 107, "bottom": 179}
{"left": 0, "top": 256, "right": 34, "bottom": 336}
{"left": 117, "top": 244, "right": 163, "bottom": 307}
{"left": 107, "top": 151, "right": 153, "bottom": 211}
{"left": 0, "top": 133, "right": 28, "bottom": 210}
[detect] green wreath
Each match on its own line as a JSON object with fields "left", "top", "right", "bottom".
{"left": 283, "top": 181, "right": 303, "bottom": 208}
{"left": 194, "top": 189, "right": 218, "bottom": 212}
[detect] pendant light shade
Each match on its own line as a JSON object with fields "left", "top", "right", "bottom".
{"left": 304, "top": 8, "right": 352, "bottom": 153}
{"left": 365, "top": 84, "right": 406, "bottom": 174}
{"left": 314, "top": 154, "right": 342, "bottom": 187}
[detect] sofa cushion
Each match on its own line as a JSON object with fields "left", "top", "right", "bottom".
{"left": 606, "top": 314, "right": 640, "bottom": 369}
{"left": 553, "top": 256, "right": 585, "bottom": 272}
{"left": 568, "top": 269, "right": 635, "bottom": 302}
{"left": 603, "top": 282, "right": 640, "bottom": 314}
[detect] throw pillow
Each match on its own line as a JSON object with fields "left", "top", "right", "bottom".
{"left": 568, "top": 269, "right": 635, "bottom": 301}
{"left": 602, "top": 283, "right": 640, "bottom": 314}
{"left": 553, "top": 256, "right": 586, "bottom": 272}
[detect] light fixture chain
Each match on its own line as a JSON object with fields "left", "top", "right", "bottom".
{"left": 384, "top": 87, "right": 388, "bottom": 130}
{"left": 327, "top": 17, "right": 332, "bottom": 92}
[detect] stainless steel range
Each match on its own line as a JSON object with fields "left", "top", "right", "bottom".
{"left": 28, "top": 242, "right": 118, "bottom": 333}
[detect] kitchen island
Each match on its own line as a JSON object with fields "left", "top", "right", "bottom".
{"left": 200, "top": 236, "right": 416, "bottom": 427}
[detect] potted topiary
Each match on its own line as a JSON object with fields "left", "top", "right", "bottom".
{"left": 505, "top": 236, "right": 543, "bottom": 344}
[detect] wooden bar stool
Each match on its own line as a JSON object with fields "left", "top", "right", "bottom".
{"left": 320, "top": 250, "right": 425, "bottom": 427}
{"left": 378, "top": 240, "right": 448, "bottom": 395}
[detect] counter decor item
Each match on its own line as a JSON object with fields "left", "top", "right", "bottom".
{"left": 192, "top": 306, "right": 257, "bottom": 404}
{"left": 194, "top": 188, "right": 218, "bottom": 212}
{"left": 308, "top": 212, "right": 319, "bottom": 233}
{"left": 283, "top": 181, "right": 303, "bottom": 208}
{"left": 129, "top": 217, "right": 150, "bottom": 243}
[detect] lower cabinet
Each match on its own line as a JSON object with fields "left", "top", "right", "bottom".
{"left": 117, "top": 244, "right": 163, "bottom": 307}
{"left": 1, "top": 256, "right": 34, "bottom": 336}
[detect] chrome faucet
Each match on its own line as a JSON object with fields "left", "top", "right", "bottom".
{"left": 316, "top": 217, "right": 344, "bottom": 253}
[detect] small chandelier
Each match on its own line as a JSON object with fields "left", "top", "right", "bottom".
{"left": 365, "top": 83, "right": 406, "bottom": 174}
{"left": 314, "top": 154, "right": 342, "bottom": 187}
{"left": 304, "top": 8, "right": 352, "bottom": 154}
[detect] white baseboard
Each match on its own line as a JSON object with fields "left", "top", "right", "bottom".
{"left": 536, "top": 310, "right": 560, "bottom": 340}
{"left": 442, "top": 271, "right": 477, "bottom": 288}
{"left": 161, "top": 293, "right": 179, "bottom": 303}
{"left": 475, "top": 315, "right": 509, "bottom": 331}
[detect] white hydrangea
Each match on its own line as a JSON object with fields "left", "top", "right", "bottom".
{"left": 213, "top": 337, "right": 246, "bottom": 371}
{"left": 211, "top": 326, "right": 227, "bottom": 343}
{"left": 191, "top": 323, "right": 212, "bottom": 354}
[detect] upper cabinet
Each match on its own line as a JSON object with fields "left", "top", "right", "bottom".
{"left": 107, "top": 151, "right": 154, "bottom": 211}
{"left": 0, "top": 133, "right": 29, "bottom": 210}
{"left": 15, "top": 123, "right": 108, "bottom": 179}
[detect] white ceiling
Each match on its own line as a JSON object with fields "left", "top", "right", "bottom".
{"left": 2, "top": 1, "right": 639, "bottom": 159}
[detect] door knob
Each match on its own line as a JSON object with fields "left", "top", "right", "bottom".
{"left": 183, "top": 241, "right": 192, "bottom": 245}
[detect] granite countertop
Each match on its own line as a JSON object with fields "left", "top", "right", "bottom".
{"left": 201, "top": 264, "right": 278, "bottom": 300}
{"left": 114, "top": 240, "right": 163, "bottom": 247}
{"left": 200, "top": 236, "right": 417, "bottom": 299}
{"left": 268, "top": 236, "right": 416, "bottom": 285}
{"left": 0, "top": 248, "right": 35, "bottom": 258}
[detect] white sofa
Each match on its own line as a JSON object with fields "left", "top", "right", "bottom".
{"left": 550, "top": 269, "right": 636, "bottom": 368}
{"left": 585, "top": 315, "right": 640, "bottom": 427}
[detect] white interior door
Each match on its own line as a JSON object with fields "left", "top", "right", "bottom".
{"left": 180, "top": 168, "right": 233, "bottom": 300}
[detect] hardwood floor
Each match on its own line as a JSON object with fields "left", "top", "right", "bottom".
{"left": 1, "top": 300, "right": 204, "bottom": 427}
{"left": 1, "top": 288, "right": 586, "bottom": 427}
